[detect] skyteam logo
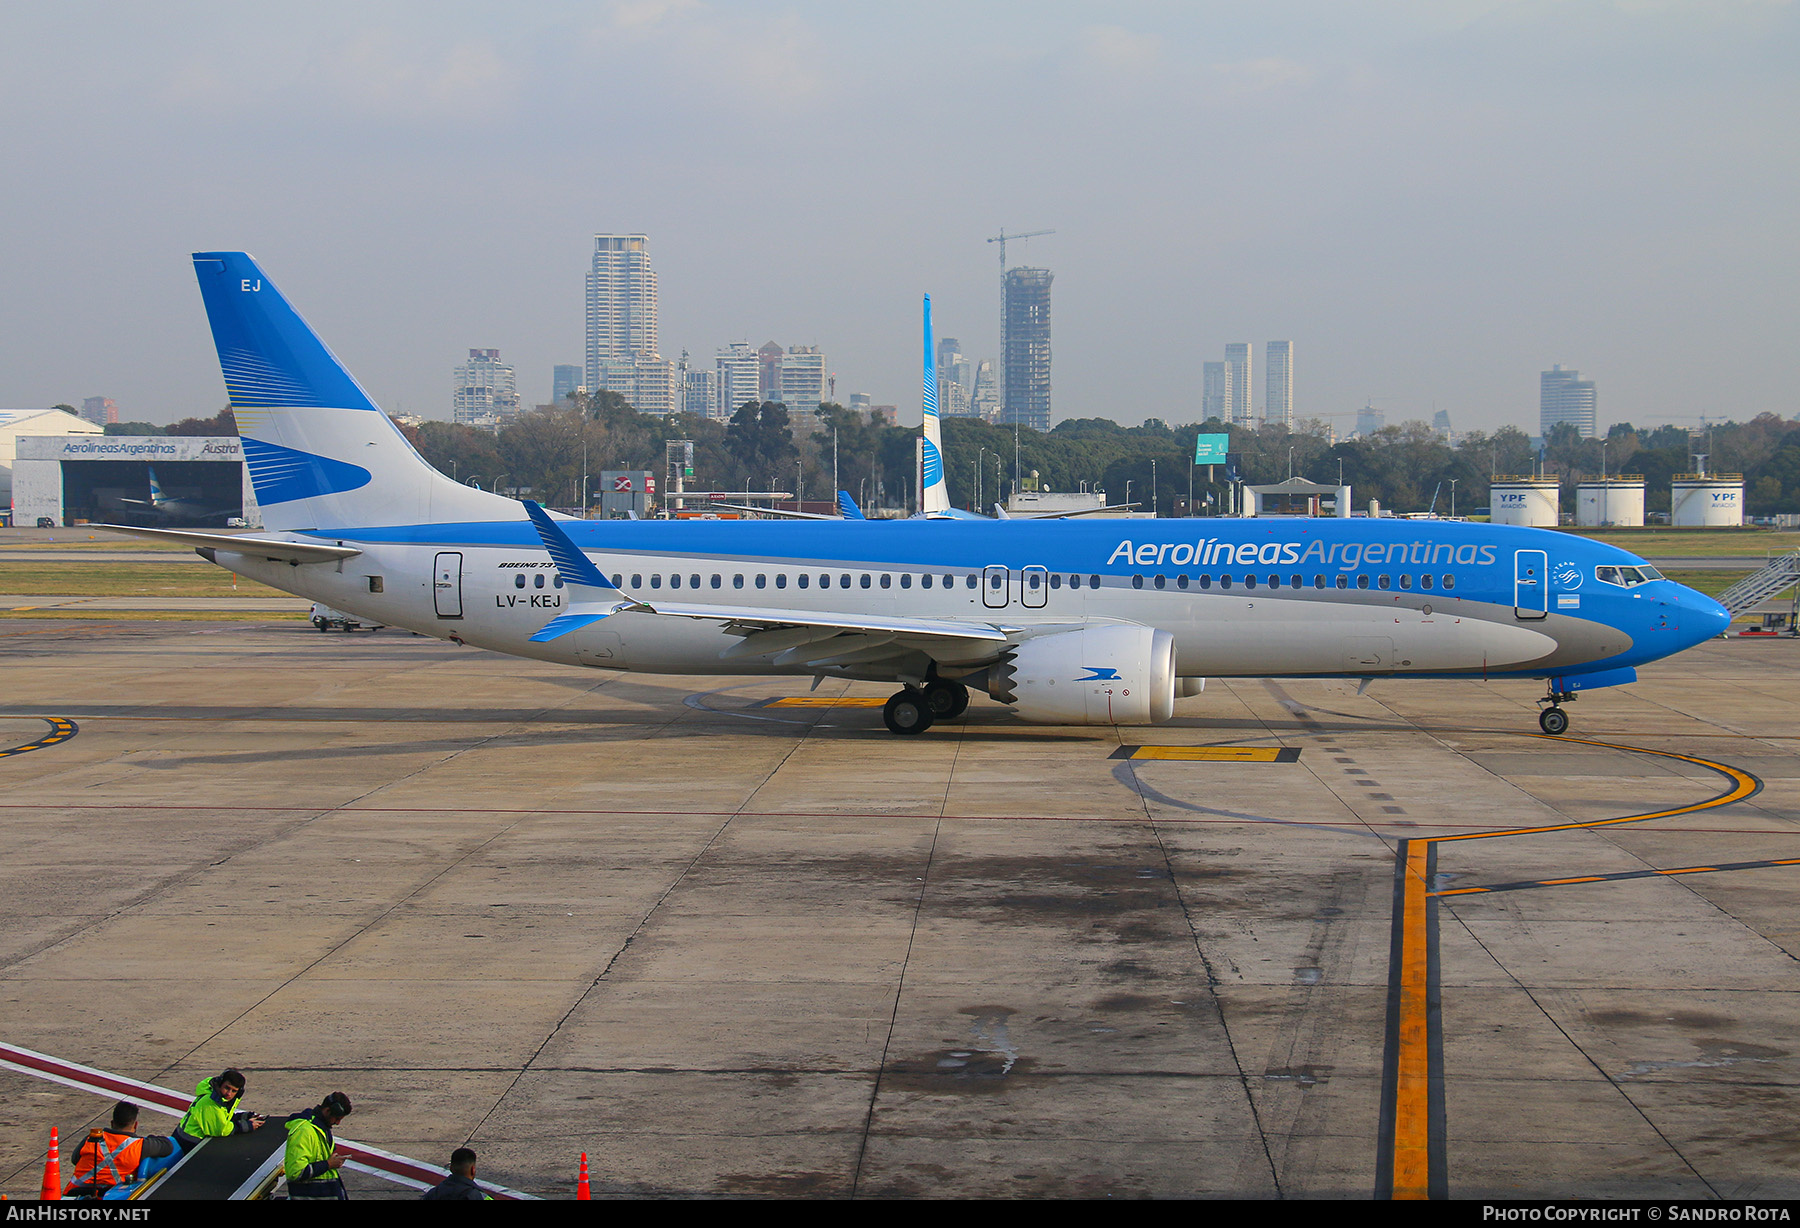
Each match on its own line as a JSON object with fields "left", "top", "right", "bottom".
{"left": 1077, "top": 667, "right": 1121, "bottom": 682}
{"left": 1553, "top": 562, "right": 1584, "bottom": 590}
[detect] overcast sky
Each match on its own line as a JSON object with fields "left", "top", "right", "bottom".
{"left": 2, "top": 1, "right": 1794, "bottom": 435}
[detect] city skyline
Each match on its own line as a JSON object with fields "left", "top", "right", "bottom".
{"left": 1, "top": 4, "right": 1793, "bottom": 434}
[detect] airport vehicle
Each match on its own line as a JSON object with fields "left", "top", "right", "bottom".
{"left": 309, "top": 602, "right": 382, "bottom": 633}
{"left": 106, "top": 252, "right": 1729, "bottom": 736}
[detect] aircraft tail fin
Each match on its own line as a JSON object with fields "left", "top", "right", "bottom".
{"left": 146, "top": 466, "right": 165, "bottom": 506}
{"left": 837, "top": 490, "right": 865, "bottom": 520}
{"left": 191, "top": 251, "right": 515, "bottom": 532}
{"left": 920, "top": 294, "right": 950, "bottom": 515}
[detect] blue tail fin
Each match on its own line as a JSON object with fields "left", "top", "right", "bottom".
{"left": 191, "top": 252, "right": 512, "bottom": 532}
{"left": 836, "top": 490, "right": 865, "bottom": 520}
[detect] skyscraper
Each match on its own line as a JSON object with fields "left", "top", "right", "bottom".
{"left": 779, "top": 346, "right": 827, "bottom": 414}
{"left": 715, "top": 341, "right": 760, "bottom": 420}
{"left": 971, "top": 360, "right": 1000, "bottom": 422}
{"left": 553, "top": 365, "right": 582, "bottom": 405}
{"left": 1265, "top": 341, "right": 1293, "bottom": 428}
{"left": 682, "top": 368, "right": 718, "bottom": 419}
{"left": 1202, "top": 362, "right": 1231, "bottom": 422}
{"left": 1002, "top": 267, "right": 1053, "bottom": 431}
{"left": 1540, "top": 365, "right": 1597, "bottom": 438}
{"left": 80, "top": 396, "right": 117, "bottom": 427}
{"left": 453, "top": 349, "right": 519, "bottom": 426}
{"left": 937, "top": 336, "right": 972, "bottom": 417}
{"left": 585, "top": 234, "right": 674, "bottom": 414}
{"left": 1224, "top": 343, "right": 1252, "bottom": 426}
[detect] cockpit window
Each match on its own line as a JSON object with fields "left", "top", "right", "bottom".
{"left": 1597, "top": 564, "right": 1657, "bottom": 588}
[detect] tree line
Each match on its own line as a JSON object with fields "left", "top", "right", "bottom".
{"left": 107, "top": 401, "right": 1800, "bottom": 518}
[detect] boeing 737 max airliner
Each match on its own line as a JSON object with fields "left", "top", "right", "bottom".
{"left": 104, "top": 252, "right": 1729, "bottom": 737}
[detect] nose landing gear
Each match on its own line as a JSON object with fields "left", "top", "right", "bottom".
{"left": 1537, "top": 686, "right": 1576, "bottom": 735}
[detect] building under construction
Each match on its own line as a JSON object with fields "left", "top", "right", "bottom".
{"left": 1001, "top": 267, "right": 1053, "bottom": 432}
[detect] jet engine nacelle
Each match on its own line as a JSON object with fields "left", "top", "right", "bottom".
{"left": 986, "top": 625, "right": 1176, "bottom": 725}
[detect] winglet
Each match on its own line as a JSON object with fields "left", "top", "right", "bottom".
{"left": 521, "top": 501, "right": 614, "bottom": 589}
{"left": 836, "top": 490, "right": 865, "bottom": 520}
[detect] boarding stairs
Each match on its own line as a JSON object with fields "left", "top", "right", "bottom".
{"left": 1716, "top": 549, "right": 1800, "bottom": 617}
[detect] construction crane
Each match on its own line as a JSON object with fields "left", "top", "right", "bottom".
{"left": 986, "top": 227, "right": 1055, "bottom": 272}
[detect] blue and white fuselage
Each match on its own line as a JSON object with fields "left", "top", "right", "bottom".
{"left": 117, "top": 252, "right": 1727, "bottom": 736}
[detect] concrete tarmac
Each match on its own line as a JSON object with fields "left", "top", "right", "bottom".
{"left": 0, "top": 619, "right": 1796, "bottom": 1199}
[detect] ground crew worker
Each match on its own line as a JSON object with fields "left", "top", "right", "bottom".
{"left": 173, "top": 1068, "right": 264, "bottom": 1149}
{"left": 421, "top": 1148, "right": 491, "bottom": 1201}
{"left": 284, "top": 1092, "right": 352, "bottom": 1200}
{"left": 67, "top": 1101, "right": 182, "bottom": 1199}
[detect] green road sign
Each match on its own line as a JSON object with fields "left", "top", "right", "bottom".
{"left": 1194, "top": 433, "right": 1229, "bottom": 465}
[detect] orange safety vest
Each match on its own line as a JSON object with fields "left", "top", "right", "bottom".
{"left": 71, "top": 1129, "right": 143, "bottom": 1189}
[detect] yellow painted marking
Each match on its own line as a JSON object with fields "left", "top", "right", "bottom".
{"left": 762, "top": 697, "right": 888, "bottom": 708}
{"left": 0, "top": 717, "right": 79, "bottom": 759}
{"left": 1385, "top": 735, "right": 1761, "bottom": 1200}
{"left": 1128, "top": 746, "right": 1290, "bottom": 762}
{"left": 1392, "top": 840, "right": 1433, "bottom": 1201}
{"left": 1539, "top": 876, "right": 1608, "bottom": 885}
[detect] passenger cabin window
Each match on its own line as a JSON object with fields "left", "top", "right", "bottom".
{"left": 611, "top": 574, "right": 623, "bottom": 588}
{"left": 1421, "top": 574, "right": 1434, "bottom": 590}
{"left": 1442, "top": 575, "right": 1455, "bottom": 590}
{"left": 1336, "top": 575, "right": 1348, "bottom": 589}
{"left": 1050, "top": 574, "right": 1061, "bottom": 590}
{"left": 1176, "top": 574, "right": 1187, "bottom": 590}
{"left": 515, "top": 575, "right": 526, "bottom": 589}
{"left": 1221, "top": 575, "right": 1233, "bottom": 590}
{"left": 772, "top": 574, "right": 784, "bottom": 589}
{"left": 881, "top": 574, "right": 892, "bottom": 589}
{"left": 1356, "top": 575, "right": 1369, "bottom": 589}
{"left": 669, "top": 574, "right": 681, "bottom": 588}
{"left": 1245, "top": 575, "right": 1257, "bottom": 590}
{"left": 922, "top": 574, "right": 933, "bottom": 589}
{"left": 1089, "top": 575, "right": 1101, "bottom": 589}
{"left": 712, "top": 574, "right": 722, "bottom": 589}
{"left": 691, "top": 574, "right": 701, "bottom": 588}
{"left": 1133, "top": 575, "right": 1144, "bottom": 589}
{"left": 733, "top": 574, "right": 744, "bottom": 589}
{"left": 1199, "top": 575, "right": 1211, "bottom": 590}
{"left": 965, "top": 574, "right": 977, "bottom": 589}
{"left": 1153, "top": 575, "right": 1165, "bottom": 590}
{"left": 798, "top": 574, "right": 809, "bottom": 589}
{"left": 554, "top": 576, "right": 564, "bottom": 589}
{"left": 534, "top": 574, "right": 545, "bottom": 588}
{"left": 1399, "top": 574, "right": 1412, "bottom": 590}
{"left": 631, "top": 574, "right": 642, "bottom": 588}
{"left": 1378, "top": 575, "right": 1391, "bottom": 590}
{"left": 900, "top": 574, "right": 911, "bottom": 588}
{"left": 650, "top": 575, "right": 662, "bottom": 589}
{"left": 861, "top": 574, "right": 872, "bottom": 589}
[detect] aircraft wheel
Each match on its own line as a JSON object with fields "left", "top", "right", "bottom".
{"left": 1539, "top": 707, "right": 1569, "bottom": 736}
{"left": 883, "top": 690, "right": 934, "bottom": 735}
{"left": 313, "top": 618, "right": 329, "bottom": 632}
{"left": 923, "top": 680, "right": 969, "bottom": 720}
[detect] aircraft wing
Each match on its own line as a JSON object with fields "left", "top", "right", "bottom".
{"left": 94, "top": 524, "right": 363, "bottom": 564}
{"left": 519, "top": 501, "right": 1011, "bottom": 660}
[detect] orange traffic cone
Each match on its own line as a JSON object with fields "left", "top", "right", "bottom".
{"left": 576, "top": 1152, "right": 590, "bottom": 1200}
{"left": 40, "top": 1127, "right": 61, "bottom": 1200}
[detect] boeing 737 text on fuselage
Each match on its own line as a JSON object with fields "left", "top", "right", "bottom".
{"left": 105, "top": 252, "right": 1730, "bottom": 737}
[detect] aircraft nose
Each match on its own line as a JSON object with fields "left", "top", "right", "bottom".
{"left": 1674, "top": 585, "right": 1731, "bottom": 643}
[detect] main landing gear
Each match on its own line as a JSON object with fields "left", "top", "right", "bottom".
{"left": 882, "top": 681, "right": 970, "bottom": 735}
{"left": 1537, "top": 686, "right": 1576, "bottom": 736}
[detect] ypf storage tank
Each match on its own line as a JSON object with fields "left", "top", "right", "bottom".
{"left": 1576, "top": 476, "right": 1646, "bottom": 527}
{"left": 1671, "top": 474, "right": 1744, "bottom": 526}
{"left": 1489, "top": 476, "right": 1561, "bottom": 527}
